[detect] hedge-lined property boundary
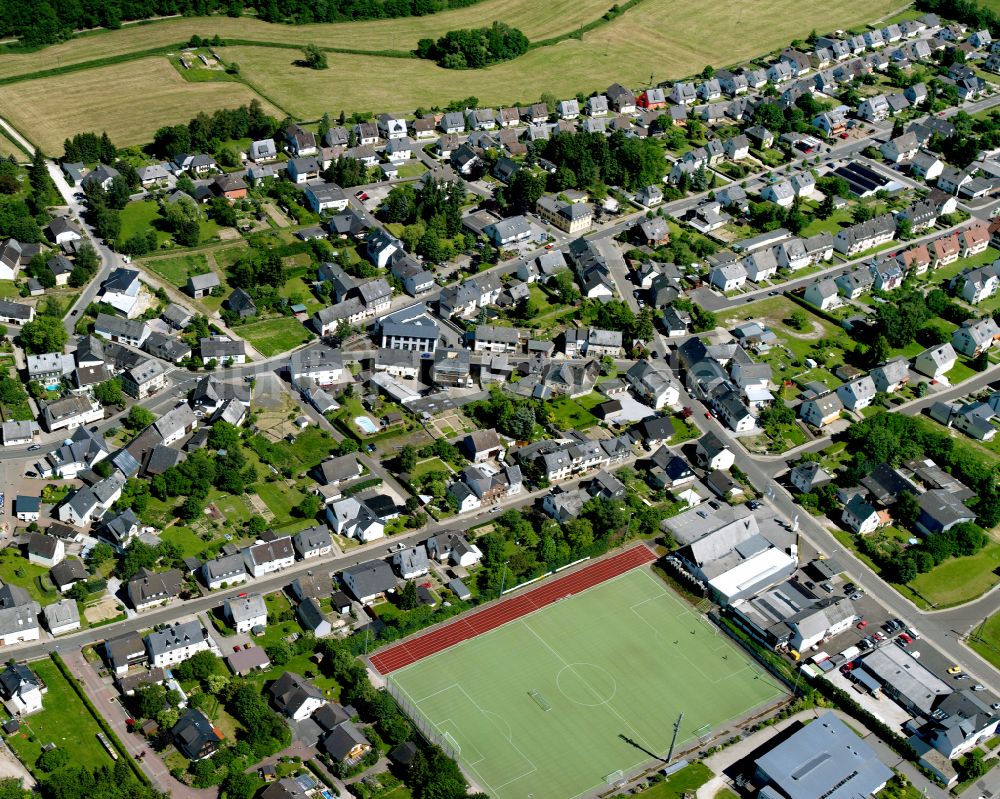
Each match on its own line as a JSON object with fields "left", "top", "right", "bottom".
{"left": 48, "top": 652, "right": 149, "bottom": 785}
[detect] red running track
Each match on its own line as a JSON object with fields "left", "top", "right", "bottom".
{"left": 369, "top": 543, "right": 656, "bottom": 675}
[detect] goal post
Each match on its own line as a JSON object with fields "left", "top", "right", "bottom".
{"left": 529, "top": 689, "right": 552, "bottom": 712}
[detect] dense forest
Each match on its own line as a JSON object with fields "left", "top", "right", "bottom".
{"left": 1, "top": 0, "right": 486, "bottom": 46}
{"left": 415, "top": 22, "right": 529, "bottom": 68}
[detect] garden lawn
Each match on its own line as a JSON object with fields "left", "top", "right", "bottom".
{"left": 969, "top": 610, "right": 1000, "bottom": 672}
{"left": 0, "top": 550, "right": 58, "bottom": 605}
{"left": 239, "top": 316, "right": 314, "bottom": 357}
{"left": 544, "top": 394, "right": 603, "bottom": 429}
{"left": 159, "top": 525, "right": 208, "bottom": 560}
{"left": 143, "top": 253, "right": 211, "bottom": 287}
{"left": 412, "top": 457, "right": 452, "bottom": 478}
{"left": 254, "top": 481, "right": 312, "bottom": 532}
{"left": 635, "top": 764, "right": 713, "bottom": 798}
{"left": 278, "top": 276, "right": 322, "bottom": 313}
{"left": 4, "top": 658, "right": 116, "bottom": 775}
{"left": 945, "top": 360, "right": 977, "bottom": 387}
{"left": 906, "top": 539, "right": 1000, "bottom": 609}
{"left": 799, "top": 208, "right": 854, "bottom": 238}
{"left": 119, "top": 200, "right": 168, "bottom": 246}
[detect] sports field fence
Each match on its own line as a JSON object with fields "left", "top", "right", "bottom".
{"left": 385, "top": 677, "right": 460, "bottom": 761}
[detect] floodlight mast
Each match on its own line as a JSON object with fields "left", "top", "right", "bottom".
{"left": 667, "top": 711, "right": 684, "bottom": 763}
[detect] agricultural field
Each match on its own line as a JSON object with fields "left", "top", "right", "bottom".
{"left": 0, "top": 58, "right": 281, "bottom": 153}
{"left": 0, "top": 0, "right": 617, "bottom": 81}
{"left": 0, "top": 131, "right": 28, "bottom": 160}
{"left": 2, "top": 0, "right": 897, "bottom": 143}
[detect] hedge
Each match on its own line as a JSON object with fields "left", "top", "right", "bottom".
{"left": 342, "top": 478, "right": 384, "bottom": 497}
{"left": 48, "top": 652, "right": 149, "bottom": 785}
{"left": 304, "top": 760, "right": 340, "bottom": 796}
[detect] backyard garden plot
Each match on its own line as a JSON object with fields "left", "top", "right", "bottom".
{"left": 381, "top": 551, "right": 784, "bottom": 799}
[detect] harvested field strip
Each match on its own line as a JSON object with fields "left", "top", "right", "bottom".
{"left": 0, "top": 57, "right": 282, "bottom": 153}
{"left": 0, "top": 0, "right": 618, "bottom": 80}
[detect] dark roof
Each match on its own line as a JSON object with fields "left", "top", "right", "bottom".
{"left": 172, "top": 709, "right": 223, "bottom": 758}
{"left": 27, "top": 533, "right": 58, "bottom": 559}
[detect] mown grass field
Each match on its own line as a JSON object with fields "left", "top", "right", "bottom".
{"left": 0, "top": 57, "right": 281, "bottom": 153}
{"left": 228, "top": 0, "right": 898, "bottom": 118}
{"left": 5, "top": 658, "right": 116, "bottom": 774}
{"left": 2, "top": 0, "right": 898, "bottom": 145}
{"left": 0, "top": 131, "right": 29, "bottom": 160}
{"left": 0, "top": 0, "right": 616, "bottom": 80}
{"left": 238, "top": 316, "right": 314, "bottom": 356}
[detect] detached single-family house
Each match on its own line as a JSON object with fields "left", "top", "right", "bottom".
{"left": 799, "top": 393, "right": 844, "bottom": 427}
{"left": 225, "top": 594, "right": 267, "bottom": 634}
{"left": 914, "top": 343, "right": 957, "bottom": 378}
{"left": 340, "top": 560, "right": 397, "bottom": 604}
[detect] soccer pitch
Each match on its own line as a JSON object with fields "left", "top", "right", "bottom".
{"left": 387, "top": 567, "right": 786, "bottom": 799}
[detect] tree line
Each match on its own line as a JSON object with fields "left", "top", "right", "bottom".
{"left": 416, "top": 21, "right": 529, "bottom": 68}
{"left": 5, "top": 0, "right": 492, "bottom": 45}
{"left": 150, "top": 100, "right": 278, "bottom": 160}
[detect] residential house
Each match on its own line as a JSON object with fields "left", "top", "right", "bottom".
{"left": 172, "top": 709, "right": 224, "bottom": 761}
{"left": 98, "top": 267, "right": 141, "bottom": 317}
{"left": 122, "top": 359, "right": 167, "bottom": 400}
{"left": 842, "top": 494, "right": 882, "bottom": 534}
{"left": 43, "top": 598, "right": 80, "bottom": 636}
{"left": 881, "top": 132, "right": 919, "bottom": 163}
{"left": 145, "top": 621, "right": 210, "bottom": 668}
{"left": 799, "top": 392, "right": 844, "bottom": 427}
{"left": 340, "top": 560, "right": 397, "bottom": 604}
{"left": 40, "top": 394, "right": 103, "bottom": 433}
{"left": 0, "top": 664, "right": 44, "bottom": 715}
{"left": 804, "top": 279, "right": 840, "bottom": 310}
{"left": 200, "top": 336, "right": 246, "bottom": 365}
{"left": 243, "top": 538, "right": 295, "bottom": 578}
{"left": 695, "top": 432, "right": 735, "bottom": 471}
{"left": 202, "top": 554, "right": 249, "bottom": 590}
{"left": 953, "top": 317, "right": 1000, "bottom": 357}
{"left": 914, "top": 343, "right": 957, "bottom": 378}
{"left": 225, "top": 594, "right": 267, "bottom": 634}
{"left": 871, "top": 358, "right": 910, "bottom": 393}
{"left": 127, "top": 567, "right": 183, "bottom": 610}
{"left": 836, "top": 375, "right": 877, "bottom": 412}
{"left": 26, "top": 533, "right": 63, "bottom": 568}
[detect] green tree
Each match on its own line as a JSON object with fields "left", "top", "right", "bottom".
{"left": 302, "top": 44, "right": 328, "bottom": 69}
{"left": 36, "top": 748, "right": 70, "bottom": 772}
{"left": 963, "top": 749, "right": 987, "bottom": 781}
{"left": 265, "top": 640, "right": 291, "bottom": 666}
{"left": 788, "top": 310, "right": 808, "bottom": 331}
{"left": 893, "top": 491, "right": 920, "bottom": 529}
{"left": 398, "top": 579, "right": 419, "bottom": 610}
{"left": 18, "top": 316, "right": 67, "bottom": 354}
{"left": 93, "top": 378, "right": 123, "bottom": 406}
{"left": 399, "top": 445, "right": 418, "bottom": 473}
{"left": 295, "top": 493, "right": 322, "bottom": 519}
{"left": 221, "top": 771, "right": 258, "bottom": 799}
{"left": 127, "top": 405, "right": 156, "bottom": 430}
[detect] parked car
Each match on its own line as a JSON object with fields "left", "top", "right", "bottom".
{"left": 973, "top": 684, "right": 986, "bottom": 691}
{"left": 856, "top": 620, "right": 867, "bottom": 630}
{"left": 947, "top": 665, "right": 962, "bottom": 675}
